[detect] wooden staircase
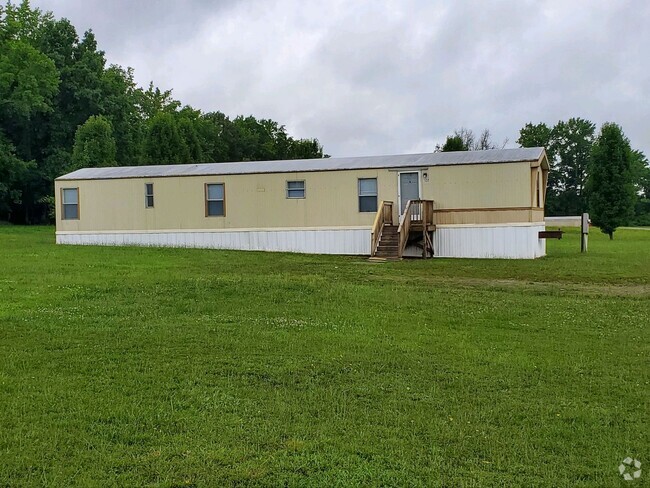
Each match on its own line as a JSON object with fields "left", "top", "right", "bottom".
{"left": 370, "top": 200, "right": 435, "bottom": 261}
{"left": 373, "top": 224, "right": 400, "bottom": 260}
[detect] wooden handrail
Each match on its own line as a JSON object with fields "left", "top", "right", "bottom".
{"left": 397, "top": 200, "right": 413, "bottom": 258}
{"left": 398, "top": 199, "right": 435, "bottom": 257}
{"left": 370, "top": 201, "right": 393, "bottom": 256}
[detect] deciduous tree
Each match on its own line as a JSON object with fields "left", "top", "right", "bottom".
{"left": 548, "top": 118, "right": 595, "bottom": 215}
{"left": 144, "top": 112, "right": 189, "bottom": 164}
{"left": 71, "top": 115, "right": 116, "bottom": 169}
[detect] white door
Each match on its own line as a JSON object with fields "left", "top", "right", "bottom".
{"left": 398, "top": 172, "right": 420, "bottom": 216}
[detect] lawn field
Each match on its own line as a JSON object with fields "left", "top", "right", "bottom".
{"left": 0, "top": 226, "right": 648, "bottom": 487}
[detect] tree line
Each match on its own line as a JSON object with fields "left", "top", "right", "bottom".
{"left": 0, "top": 1, "right": 325, "bottom": 223}
{"left": 440, "top": 122, "right": 650, "bottom": 237}
{"left": 3, "top": 1, "right": 649, "bottom": 237}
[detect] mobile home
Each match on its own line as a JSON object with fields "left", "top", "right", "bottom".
{"left": 55, "top": 147, "right": 549, "bottom": 259}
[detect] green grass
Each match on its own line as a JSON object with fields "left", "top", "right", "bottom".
{"left": 0, "top": 227, "right": 648, "bottom": 487}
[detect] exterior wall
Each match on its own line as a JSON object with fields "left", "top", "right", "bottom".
{"left": 433, "top": 208, "right": 544, "bottom": 225}
{"left": 422, "top": 162, "right": 533, "bottom": 210}
{"left": 55, "top": 169, "right": 395, "bottom": 232}
{"left": 55, "top": 161, "right": 539, "bottom": 233}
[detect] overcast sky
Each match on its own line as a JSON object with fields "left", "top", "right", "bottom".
{"left": 32, "top": 0, "right": 650, "bottom": 158}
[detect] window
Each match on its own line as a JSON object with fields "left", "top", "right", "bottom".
{"left": 286, "top": 180, "right": 305, "bottom": 199}
{"left": 145, "top": 183, "right": 154, "bottom": 208}
{"left": 205, "top": 183, "right": 225, "bottom": 216}
{"left": 358, "top": 178, "right": 378, "bottom": 212}
{"left": 61, "top": 188, "right": 79, "bottom": 220}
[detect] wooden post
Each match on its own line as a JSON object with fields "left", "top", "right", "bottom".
{"left": 581, "top": 212, "right": 589, "bottom": 253}
{"left": 422, "top": 201, "right": 427, "bottom": 258}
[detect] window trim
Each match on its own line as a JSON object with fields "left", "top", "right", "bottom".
{"left": 204, "top": 183, "right": 226, "bottom": 217}
{"left": 145, "top": 182, "right": 154, "bottom": 209}
{"left": 358, "top": 177, "right": 378, "bottom": 213}
{"left": 286, "top": 179, "right": 306, "bottom": 199}
{"left": 61, "top": 187, "right": 80, "bottom": 220}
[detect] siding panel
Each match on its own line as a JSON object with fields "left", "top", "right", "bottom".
{"left": 433, "top": 225, "right": 545, "bottom": 259}
{"left": 57, "top": 228, "right": 372, "bottom": 255}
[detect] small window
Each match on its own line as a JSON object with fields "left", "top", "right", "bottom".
{"left": 536, "top": 173, "right": 542, "bottom": 208}
{"left": 62, "top": 188, "right": 79, "bottom": 220}
{"left": 206, "top": 183, "right": 225, "bottom": 216}
{"left": 286, "top": 180, "right": 305, "bottom": 199}
{"left": 358, "top": 178, "right": 378, "bottom": 212}
{"left": 145, "top": 183, "right": 154, "bottom": 208}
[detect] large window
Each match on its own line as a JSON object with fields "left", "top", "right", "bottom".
{"left": 358, "top": 178, "right": 378, "bottom": 212}
{"left": 205, "top": 183, "right": 225, "bottom": 216}
{"left": 145, "top": 183, "right": 154, "bottom": 208}
{"left": 286, "top": 180, "right": 305, "bottom": 199}
{"left": 61, "top": 188, "right": 79, "bottom": 220}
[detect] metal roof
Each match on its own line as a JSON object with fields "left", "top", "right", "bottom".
{"left": 57, "top": 147, "right": 545, "bottom": 181}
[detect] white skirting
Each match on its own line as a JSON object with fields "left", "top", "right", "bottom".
{"left": 432, "top": 224, "right": 546, "bottom": 259}
{"left": 56, "top": 228, "right": 371, "bottom": 255}
{"left": 56, "top": 223, "right": 546, "bottom": 259}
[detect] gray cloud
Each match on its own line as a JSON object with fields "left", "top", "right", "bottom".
{"left": 32, "top": 0, "right": 650, "bottom": 157}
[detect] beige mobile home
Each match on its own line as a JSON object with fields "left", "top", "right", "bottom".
{"left": 55, "top": 147, "right": 549, "bottom": 259}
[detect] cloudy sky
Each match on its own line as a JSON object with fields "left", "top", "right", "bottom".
{"left": 32, "top": 0, "right": 650, "bottom": 157}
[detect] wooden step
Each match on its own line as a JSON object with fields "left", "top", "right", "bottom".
{"left": 375, "top": 250, "right": 399, "bottom": 256}
{"left": 377, "top": 244, "right": 398, "bottom": 250}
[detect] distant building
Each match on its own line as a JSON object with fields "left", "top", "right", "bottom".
{"left": 55, "top": 147, "right": 549, "bottom": 259}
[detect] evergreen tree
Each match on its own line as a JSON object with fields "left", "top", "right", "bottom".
{"left": 71, "top": 115, "right": 116, "bottom": 169}
{"left": 587, "top": 123, "right": 636, "bottom": 239}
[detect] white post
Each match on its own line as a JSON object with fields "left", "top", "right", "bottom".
{"left": 581, "top": 213, "right": 589, "bottom": 252}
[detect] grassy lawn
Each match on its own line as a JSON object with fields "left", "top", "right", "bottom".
{"left": 0, "top": 226, "right": 648, "bottom": 486}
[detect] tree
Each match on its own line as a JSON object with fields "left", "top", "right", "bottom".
{"left": 0, "top": 132, "right": 33, "bottom": 219}
{"left": 0, "top": 0, "right": 53, "bottom": 45}
{"left": 630, "top": 150, "right": 650, "bottom": 226}
{"left": 548, "top": 118, "right": 595, "bottom": 215}
{"left": 441, "top": 135, "right": 465, "bottom": 151}
{"left": 438, "top": 127, "right": 505, "bottom": 152}
{"left": 100, "top": 65, "right": 145, "bottom": 166}
{"left": 176, "top": 111, "right": 204, "bottom": 163}
{"left": 71, "top": 115, "right": 116, "bottom": 169}
{"left": 0, "top": 40, "right": 59, "bottom": 122}
{"left": 0, "top": 0, "right": 327, "bottom": 222}
{"left": 587, "top": 123, "right": 636, "bottom": 239}
{"left": 198, "top": 111, "right": 233, "bottom": 162}
{"left": 517, "top": 119, "right": 596, "bottom": 216}
{"left": 517, "top": 122, "right": 561, "bottom": 213}
{"left": 288, "top": 138, "right": 325, "bottom": 159}
{"left": 630, "top": 150, "right": 649, "bottom": 198}
{"left": 137, "top": 82, "right": 180, "bottom": 119}
{"left": 144, "top": 112, "right": 189, "bottom": 164}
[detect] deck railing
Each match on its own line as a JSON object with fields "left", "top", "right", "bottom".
{"left": 398, "top": 200, "right": 435, "bottom": 258}
{"left": 370, "top": 201, "right": 393, "bottom": 256}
